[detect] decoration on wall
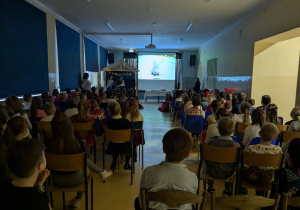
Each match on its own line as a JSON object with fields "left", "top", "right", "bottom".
{"left": 224, "top": 88, "right": 236, "bottom": 94}
{"left": 107, "top": 72, "right": 134, "bottom": 76}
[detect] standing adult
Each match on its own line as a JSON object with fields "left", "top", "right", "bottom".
{"left": 81, "top": 73, "right": 91, "bottom": 91}
{"left": 107, "top": 76, "right": 114, "bottom": 86}
{"left": 120, "top": 76, "right": 126, "bottom": 87}
{"left": 193, "top": 78, "right": 201, "bottom": 93}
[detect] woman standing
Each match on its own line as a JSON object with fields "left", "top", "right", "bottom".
{"left": 81, "top": 73, "right": 91, "bottom": 91}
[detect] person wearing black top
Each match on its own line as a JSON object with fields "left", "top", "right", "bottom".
{"left": 0, "top": 139, "right": 50, "bottom": 210}
{"left": 193, "top": 78, "right": 201, "bottom": 93}
{"left": 105, "top": 101, "right": 132, "bottom": 169}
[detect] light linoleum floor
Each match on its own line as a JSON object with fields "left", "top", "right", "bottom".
{"left": 50, "top": 102, "right": 255, "bottom": 210}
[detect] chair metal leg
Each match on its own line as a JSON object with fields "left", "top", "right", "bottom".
{"left": 62, "top": 192, "right": 66, "bottom": 210}
{"left": 131, "top": 152, "right": 134, "bottom": 185}
{"left": 142, "top": 144, "right": 144, "bottom": 170}
{"left": 49, "top": 192, "right": 53, "bottom": 208}
{"left": 85, "top": 186, "right": 89, "bottom": 210}
{"left": 94, "top": 143, "right": 97, "bottom": 164}
{"left": 91, "top": 178, "right": 94, "bottom": 210}
{"left": 103, "top": 141, "right": 105, "bottom": 169}
{"left": 138, "top": 145, "right": 140, "bottom": 161}
{"left": 211, "top": 191, "right": 216, "bottom": 210}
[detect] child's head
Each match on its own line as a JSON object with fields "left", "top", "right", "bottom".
{"left": 106, "top": 90, "right": 114, "bottom": 99}
{"left": 162, "top": 128, "right": 193, "bottom": 163}
{"left": 183, "top": 95, "right": 190, "bottom": 104}
{"left": 218, "top": 117, "right": 235, "bottom": 136}
{"left": 66, "top": 88, "right": 71, "bottom": 95}
{"left": 290, "top": 106, "right": 300, "bottom": 121}
{"left": 3, "top": 116, "right": 28, "bottom": 145}
{"left": 237, "top": 92, "right": 246, "bottom": 102}
{"left": 108, "top": 101, "right": 121, "bottom": 116}
{"left": 44, "top": 103, "right": 55, "bottom": 116}
{"left": 100, "top": 92, "right": 106, "bottom": 101}
{"left": 261, "top": 95, "right": 271, "bottom": 107}
{"left": 128, "top": 98, "right": 140, "bottom": 121}
{"left": 52, "top": 89, "right": 59, "bottom": 97}
{"left": 192, "top": 96, "right": 200, "bottom": 107}
{"left": 23, "top": 94, "right": 32, "bottom": 103}
{"left": 90, "top": 99, "right": 98, "bottom": 110}
{"left": 265, "top": 103, "right": 278, "bottom": 124}
{"left": 45, "top": 95, "right": 54, "bottom": 103}
{"left": 286, "top": 138, "right": 300, "bottom": 167}
{"left": 240, "top": 102, "right": 251, "bottom": 124}
{"left": 251, "top": 107, "right": 265, "bottom": 127}
{"left": 119, "top": 93, "right": 126, "bottom": 102}
{"left": 67, "top": 98, "right": 78, "bottom": 109}
{"left": 7, "top": 139, "right": 46, "bottom": 178}
{"left": 59, "top": 93, "right": 66, "bottom": 102}
{"left": 30, "top": 97, "right": 42, "bottom": 118}
{"left": 75, "top": 87, "right": 80, "bottom": 92}
{"left": 259, "top": 123, "right": 279, "bottom": 142}
{"left": 91, "top": 87, "right": 96, "bottom": 93}
{"left": 83, "top": 73, "right": 89, "bottom": 79}
{"left": 77, "top": 99, "right": 90, "bottom": 121}
{"left": 248, "top": 99, "right": 255, "bottom": 107}
{"left": 7, "top": 95, "right": 25, "bottom": 115}
{"left": 211, "top": 100, "right": 222, "bottom": 113}
{"left": 215, "top": 108, "right": 229, "bottom": 121}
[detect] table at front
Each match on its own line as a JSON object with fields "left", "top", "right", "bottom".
{"left": 144, "top": 90, "right": 171, "bottom": 103}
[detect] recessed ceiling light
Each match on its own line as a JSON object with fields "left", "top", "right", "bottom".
{"left": 106, "top": 22, "right": 114, "bottom": 31}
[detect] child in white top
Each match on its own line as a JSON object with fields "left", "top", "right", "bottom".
{"left": 232, "top": 102, "right": 251, "bottom": 124}
{"left": 242, "top": 107, "right": 266, "bottom": 148}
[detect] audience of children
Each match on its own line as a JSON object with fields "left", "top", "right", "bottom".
{"left": 206, "top": 100, "right": 222, "bottom": 124}
{"left": 185, "top": 96, "right": 204, "bottom": 117}
{"left": 135, "top": 128, "right": 197, "bottom": 210}
{"left": 232, "top": 102, "right": 251, "bottom": 124}
{"left": 242, "top": 107, "right": 266, "bottom": 148}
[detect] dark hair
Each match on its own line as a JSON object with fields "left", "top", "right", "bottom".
{"left": 90, "top": 99, "right": 98, "bottom": 110}
{"left": 7, "top": 96, "right": 25, "bottom": 115}
{"left": 115, "top": 79, "right": 122, "bottom": 86}
{"left": 41, "top": 92, "right": 48, "bottom": 101}
{"left": 261, "top": 95, "right": 271, "bottom": 107}
{"left": 162, "top": 128, "right": 193, "bottom": 162}
{"left": 219, "top": 92, "right": 226, "bottom": 99}
{"left": 265, "top": 103, "right": 278, "bottom": 124}
{"left": 91, "top": 87, "right": 96, "bottom": 93}
{"left": 58, "top": 93, "right": 66, "bottom": 101}
{"left": 52, "top": 89, "right": 59, "bottom": 97}
{"left": 0, "top": 105, "right": 9, "bottom": 134}
{"left": 67, "top": 98, "right": 77, "bottom": 109}
{"left": 215, "top": 108, "right": 229, "bottom": 120}
{"left": 49, "top": 113, "right": 82, "bottom": 154}
{"left": 23, "top": 94, "right": 32, "bottom": 102}
{"left": 83, "top": 73, "right": 89, "bottom": 79}
{"left": 237, "top": 92, "right": 246, "bottom": 102}
{"left": 30, "top": 97, "right": 42, "bottom": 118}
{"left": 3, "top": 116, "right": 27, "bottom": 146}
{"left": 183, "top": 95, "right": 190, "bottom": 104}
{"left": 211, "top": 100, "right": 221, "bottom": 112}
{"left": 192, "top": 97, "right": 200, "bottom": 107}
{"left": 44, "top": 103, "right": 55, "bottom": 115}
{"left": 7, "top": 139, "right": 45, "bottom": 178}
{"left": 251, "top": 108, "right": 265, "bottom": 127}
{"left": 288, "top": 138, "right": 300, "bottom": 167}
{"left": 4, "top": 106, "right": 14, "bottom": 118}
{"left": 248, "top": 99, "right": 255, "bottom": 106}
{"left": 65, "top": 88, "right": 71, "bottom": 94}
{"left": 106, "top": 90, "right": 114, "bottom": 99}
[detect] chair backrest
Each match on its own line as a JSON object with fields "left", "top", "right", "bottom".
{"left": 282, "top": 192, "right": 300, "bottom": 209}
{"left": 131, "top": 121, "right": 143, "bottom": 129}
{"left": 45, "top": 152, "right": 86, "bottom": 172}
{"left": 276, "top": 125, "right": 288, "bottom": 132}
{"left": 104, "top": 127, "right": 132, "bottom": 143}
{"left": 72, "top": 122, "right": 94, "bottom": 132}
{"left": 180, "top": 109, "right": 186, "bottom": 124}
{"left": 175, "top": 101, "right": 181, "bottom": 111}
{"left": 242, "top": 152, "right": 283, "bottom": 168}
{"left": 211, "top": 136, "right": 239, "bottom": 143}
{"left": 94, "top": 118, "right": 104, "bottom": 136}
{"left": 141, "top": 189, "right": 204, "bottom": 210}
{"left": 200, "top": 144, "right": 241, "bottom": 163}
{"left": 281, "top": 131, "right": 300, "bottom": 143}
{"left": 278, "top": 116, "right": 284, "bottom": 125}
{"left": 35, "top": 121, "right": 52, "bottom": 138}
{"left": 236, "top": 122, "right": 248, "bottom": 133}
{"left": 248, "top": 137, "right": 279, "bottom": 146}
{"left": 184, "top": 116, "right": 204, "bottom": 133}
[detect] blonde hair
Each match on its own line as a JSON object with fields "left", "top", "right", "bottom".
{"left": 260, "top": 123, "right": 279, "bottom": 142}
{"left": 77, "top": 100, "right": 89, "bottom": 122}
{"left": 290, "top": 106, "right": 300, "bottom": 121}
{"left": 218, "top": 117, "right": 235, "bottom": 136}
{"left": 128, "top": 98, "right": 140, "bottom": 121}
{"left": 241, "top": 102, "right": 251, "bottom": 125}
{"left": 90, "top": 99, "right": 98, "bottom": 110}
{"left": 108, "top": 101, "right": 121, "bottom": 116}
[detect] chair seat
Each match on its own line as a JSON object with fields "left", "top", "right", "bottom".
{"left": 241, "top": 179, "right": 272, "bottom": 191}
{"left": 47, "top": 174, "right": 93, "bottom": 192}
{"left": 200, "top": 167, "right": 236, "bottom": 183}
{"left": 216, "top": 195, "right": 275, "bottom": 209}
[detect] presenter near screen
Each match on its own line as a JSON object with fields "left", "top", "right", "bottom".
{"left": 81, "top": 73, "right": 91, "bottom": 91}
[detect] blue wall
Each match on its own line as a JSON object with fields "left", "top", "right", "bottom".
{"left": 56, "top": 20, "right": 81, "bottom": 90}
{"left": 0, "top": 0, "right": 49, "bottom": 98}
{"left": 84, "top": 37, "right": 98, "bottom": 72}
{"left": 100, "top": 46, "right": 107, "bottom": 69}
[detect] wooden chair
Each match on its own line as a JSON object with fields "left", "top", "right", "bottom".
{"left": 45, "top": 152, "right": 94, "bottom": 210}
{"left": 141, "top": 189, "right": 208, "bottom": 210}
{"left": 241, "top": 152, "right": 283, "bottom": 193}
{"left": 280, "top": 131, "right": 300, "bottom": 146}
{"left": 276, "top": 125, "right": 288, "bottom": 132}
{"left": 281, "top": 192, "right": 300, "bottom": 210}
{"left": 197, "top": 144, "right": 241, "bottom": 195}
{"left": 210, "top": 191, "right": 280, "bottom": 210}
{"left": 236, "top": 122, "right": 248, "bottom": 133}
{"left": 72, "top": 122, "right": 97, "bottom": 163}
{"left": 131, "top": 121, "right": 145, "bottom": 170}
{"left": 35, "top": 121, "right": 52, "bottom": 140}
{"left": 103, "top": 127, "right": 134, "bottom": 185}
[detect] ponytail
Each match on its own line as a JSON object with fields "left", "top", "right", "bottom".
{"left": 77, "top": 100, "right": 89, "bottom": 122}
{"left": 241, "top": 102, "right": 251, "bottom": 124}
{"left": 128, "top": 98, "right": 139, "bottom": 121}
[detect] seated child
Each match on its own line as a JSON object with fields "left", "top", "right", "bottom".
{"left": 119, "top": 93, "right": 128, "bottom": 118}
{"left": 248, "top": 99, "right": 255, "bottom": 114}
{"left": 22, "top": 94, "right": 32, "bottom": 111}
{"left": 135, "top": 128, "right": 197, "bottom": 210}
{"left": 0, "top": 139, "right": 50, "bottom": 210}
{"left": 206, "top": 117, "right": 240, "bottom": 196}
{"left": 243, "top": 123, "right": 282, "bottom": 185}
{"left": 90, "top": 99, "right": 106, "bottom": 124}
{"left": 64, "top": 98, "right": 79, "bottom": 118}
{"left": 271, "top": 138, "right": 300, "bottom": 198}
{"left": 40, "top": 103, "right": 55, "bottom": 122}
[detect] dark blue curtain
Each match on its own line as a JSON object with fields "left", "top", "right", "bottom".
{"left": 124, "top": 53, "right": 138, "bottom": 59}
{"left": 0, "top": 0, "right": 49, "bottom": 98}
{"left": 84, "top": 37, "right": 98, "bottom": 72}
{"left": 100, "top": 46, "right": 108, "bottom": 69}
{"left": 56, "top": 20, "right": 81, "bottom": 91}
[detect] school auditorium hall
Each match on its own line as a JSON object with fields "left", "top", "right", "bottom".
{"left": 1, "top": 0, "right": 300, "bottom": 210}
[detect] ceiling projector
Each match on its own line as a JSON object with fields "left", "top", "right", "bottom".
{"left": 145, "top": 44, "right": 156, "bottom": 49}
